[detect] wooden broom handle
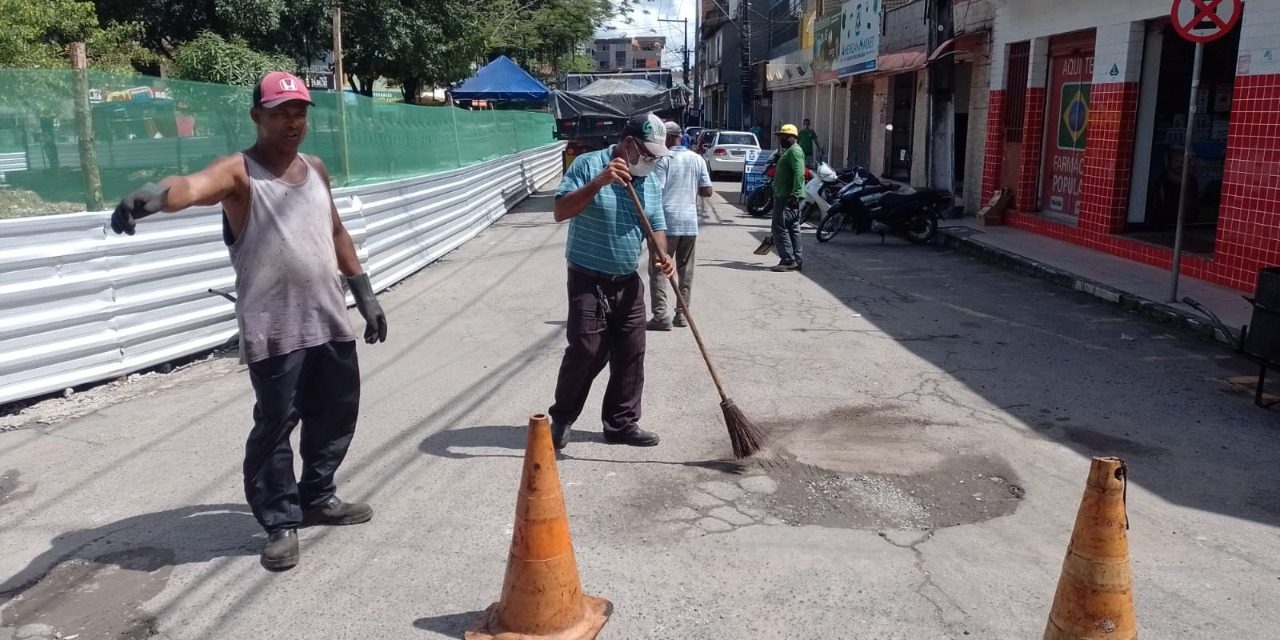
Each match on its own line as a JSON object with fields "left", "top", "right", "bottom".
{"left": 625, "top": 182, "right": 728, "bottom": 401}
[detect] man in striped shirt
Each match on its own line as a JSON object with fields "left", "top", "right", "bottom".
{"left": 648, "top": 120, "right": 713, "bottom": 331}
{"left": 548, "top": 113, "right": 675, "bottom": 449}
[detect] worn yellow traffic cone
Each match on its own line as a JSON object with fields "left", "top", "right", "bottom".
{"left": 466, "top": 414, "right": 610, "bottom": 640}
{"left": 1043, "top": 456, "right": 1137, "bottom": 639}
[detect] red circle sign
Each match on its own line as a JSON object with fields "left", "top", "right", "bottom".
{"left": 1171, "top": 0, "right": 1243, "bottom": 44}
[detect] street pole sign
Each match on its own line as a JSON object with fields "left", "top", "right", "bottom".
{"left": 1167, "top": 0, "right": 1242, "bottom": 303}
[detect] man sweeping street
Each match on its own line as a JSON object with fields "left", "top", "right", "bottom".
{"left": 548, "top": 113, "right": 675, "bottom": 450}
{"left": 109, "top": 71, "right": 388, "bottom": 571}
{"left": 648, "top": 121, "right": 713, "bottom": 331}
{"left": 769, "top": 123, "right": 806, "bottom": 272}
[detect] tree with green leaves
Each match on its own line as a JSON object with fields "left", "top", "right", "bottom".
{"left": 342, "top": 0, "right": 487, "bottom": 103}
{"left": 170, "top": 31, "right": 295, "bottom": 86}
{"left": 0, "top": 0, "right": 154, "bottom": 72}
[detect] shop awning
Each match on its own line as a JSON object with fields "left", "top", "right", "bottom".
{"left": 928, "top": 31, "right": 990, "bottom": 63}
{"left": 877, "top": 47, "right": 928, "bottom": 75}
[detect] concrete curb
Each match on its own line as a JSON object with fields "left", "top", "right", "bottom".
{"left": 937, "top": 227, "right": 1241, "bottom": 346}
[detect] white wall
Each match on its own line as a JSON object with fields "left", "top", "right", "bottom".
{"left": 990, "top": 0, "right": 1280, "bottom": 89}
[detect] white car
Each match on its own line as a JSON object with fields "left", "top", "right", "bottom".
{"left": 702, "top": 130, "right": 761, "bottom": 176}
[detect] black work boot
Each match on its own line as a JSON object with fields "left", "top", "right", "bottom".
{"left": 551, "top": 421, "right": 572, "bottom": 450}
{"left": 261, "top": 529, "right": 299, "bottom": 571}
{"left": 603, "top": 427, "right": 661, "bottom": 447}
{"left": 302, "top": 496, "right": 373, "bottom": 527}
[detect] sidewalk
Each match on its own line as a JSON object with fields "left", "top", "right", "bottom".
{"left": 937, "top": 219, "right": 1254, "bottom": 345}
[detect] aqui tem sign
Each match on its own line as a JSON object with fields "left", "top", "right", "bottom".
{"left": 1171, "top": 0, "right": 1242, "bottom": 44}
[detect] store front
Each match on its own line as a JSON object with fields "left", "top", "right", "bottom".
{"left": 981, "top": 0, "right": 1280, "bottom": 294}
{"left": 1126, "top": 19, "right": 1241, "bottom": 255}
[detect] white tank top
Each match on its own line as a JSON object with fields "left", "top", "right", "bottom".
{"left": 225, "top": 153, "right": 355, "bottom": 363}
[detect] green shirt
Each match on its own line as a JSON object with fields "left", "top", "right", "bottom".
{"left": 798, "top": 128, "right": 818, "bottom": 157}
{"left": 773, "top": 144, "right": 805, "bottom": 200}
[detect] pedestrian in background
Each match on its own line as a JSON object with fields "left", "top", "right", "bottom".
{"left": 648, "top": 121, "right": 713, "bottom": 331}
{"left": 109, "top": 71, "right": 388, "bottom": 572}
{"left": 769, "top": 123, "right": 806, "bottom": 272}
{"left": 799, "top": 118, "right": 820, "bottom": 168}
{"left": 548, "top": 113, "right": 676, "bottom": 450}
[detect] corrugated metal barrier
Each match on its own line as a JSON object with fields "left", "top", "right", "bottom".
{"left": 0, "top": 142, "right": 564, "bottom": 406}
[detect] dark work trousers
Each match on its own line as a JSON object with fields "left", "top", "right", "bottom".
{"left": 244, "top": 340, "right": 360, "bottom": 533}
{"left": 548, "top": 265, "right": 647, "bottom": 436}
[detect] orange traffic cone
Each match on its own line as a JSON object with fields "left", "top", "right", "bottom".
{"left": 1043, "top": 456, "right": 1137, "bottom": 640}
{"left": 466, "top": 414, "right": 610, "bottom": 640}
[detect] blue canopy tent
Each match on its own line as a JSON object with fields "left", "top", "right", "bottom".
{"left": 451, "top": 56, "right": 550, "bottom": 103}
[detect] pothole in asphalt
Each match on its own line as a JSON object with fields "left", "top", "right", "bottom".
{"left": 647, "top": 405, "right": 1025, "bottom": 536}
{"left": 0, "top": 547, "right": 172, "bottom": 639}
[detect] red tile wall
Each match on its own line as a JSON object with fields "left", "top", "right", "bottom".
{"left": 1016, "top": 88, "right": 1047, "bottom": 211}
{"left": 1212, "top": 73, "right": 1280, "bottom": 293}
{"left": 1079, "top": 82, "right": 1139, "bottom": 236}
{"left": 1001, "top": 74, "right": 1280, "bottom": 294}
{"left": 981, "top": 90, "right": 1006, "bottom": 202}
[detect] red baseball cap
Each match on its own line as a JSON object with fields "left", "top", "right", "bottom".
{"left": 254, "top": 71, "right": 313, "bottom": 108}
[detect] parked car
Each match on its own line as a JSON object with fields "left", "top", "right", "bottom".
{"left": 703, "top": 130, "right": 761, "bottom": 177}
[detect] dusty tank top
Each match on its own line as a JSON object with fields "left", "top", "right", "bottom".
{"left": 225, "top": 153, "right": 355, "bottom": 363}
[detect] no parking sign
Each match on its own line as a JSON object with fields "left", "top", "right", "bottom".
{"left": 1171, "top": 0, "right": 1243, "bottom": 44}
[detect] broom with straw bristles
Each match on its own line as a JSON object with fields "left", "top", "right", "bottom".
{"left": 624, "top": 182, "right": 765, "bottom": 458}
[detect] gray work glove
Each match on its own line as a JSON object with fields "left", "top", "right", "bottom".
{"left": 111, "top": 183, "right": 169, "bottom": 235}
{"left": 348, "top": 273, "right": 388, "bottom": 344}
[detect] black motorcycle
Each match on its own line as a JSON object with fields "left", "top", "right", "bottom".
{"left": 816, "top": 172, "right": 950, "bottom": 245}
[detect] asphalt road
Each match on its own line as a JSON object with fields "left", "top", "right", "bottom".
{"left": 1, "top": 180, "right": 1278, "bottom": 639}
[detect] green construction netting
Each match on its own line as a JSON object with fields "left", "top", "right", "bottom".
{"left": 0, "top": 69, "right": 554, "bottom": 217}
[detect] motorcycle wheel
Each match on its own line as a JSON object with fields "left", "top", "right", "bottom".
{"left": 903, "top": 209, "right": 939, "bottom": 244}
{"left": 817, "top": 210, "right": 845, "bottom": 242}
{"left": 747, "top": 188, "right": 773, "bottom": 217}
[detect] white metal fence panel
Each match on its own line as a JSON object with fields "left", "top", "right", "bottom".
{"left": 0, "top": 142, "right": 564, "bottom": 406}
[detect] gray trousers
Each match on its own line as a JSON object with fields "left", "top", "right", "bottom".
{"left": 649, "top": 234, "right": 696, "bottom": 319}
{"left": 771, "top": 196, "right": 802, "bottom": 265}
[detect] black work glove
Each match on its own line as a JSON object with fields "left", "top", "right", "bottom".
{"left": 111, "top": 183, "right": 169, "bottom": 235}
{"left": 348, "top": 273, "right": 388, "bottom": 344}
{"left": 787, "top": 196, "right": 800, "bottom": 209}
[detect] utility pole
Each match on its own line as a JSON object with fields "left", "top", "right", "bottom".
{"left": 657, "top": 17, "right": 689, "bottom": 86}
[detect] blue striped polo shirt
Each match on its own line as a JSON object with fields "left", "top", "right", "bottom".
{"left": 556, "top": 147, "right": 666, "bottom": 276}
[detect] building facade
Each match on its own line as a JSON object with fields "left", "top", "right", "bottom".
{"left": 981, "top": 0, "right": 1280, "bottom": 292}
{"left": 593, "top": 36, "right": 667, "bottom": 71}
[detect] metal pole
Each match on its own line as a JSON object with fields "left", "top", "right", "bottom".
{"left": 1169, "top": 41, "right": 1203, "bottom": 303}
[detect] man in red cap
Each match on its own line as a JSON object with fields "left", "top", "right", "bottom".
{"left": 109, "top": 71, "right": 388, "bottom": 571}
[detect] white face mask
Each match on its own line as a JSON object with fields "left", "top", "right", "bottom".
{"left": 626, "top": 139, "right": 658, "bottom": 177}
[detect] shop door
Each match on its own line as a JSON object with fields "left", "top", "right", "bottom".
{"left": 1040, "top": 31, "right": 1095, "bottom": 217}
{"left": 886, "top": 72, "right": 916, "bottom": 182}
{"left": 1001, "top": 42, "right": 1030, "bottom": 192}
{"left": 848, "top": 83, "right": 873, "bottom": 167}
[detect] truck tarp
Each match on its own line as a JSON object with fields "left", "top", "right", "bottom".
{"left": 550, "top": 79, "right": 681, "bottom": 120}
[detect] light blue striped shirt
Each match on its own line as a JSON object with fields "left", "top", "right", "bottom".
{"left": 557, "top": 147, "right": 666, "bottom": 276}
{"left": 653, "top": 146, "right": 711, "bottom": 236}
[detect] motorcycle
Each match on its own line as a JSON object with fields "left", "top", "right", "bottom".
{"left": 746, "top": 151, "right": 813, "bottom": 217}
{"left": 799, "top": 162, "right": 852, "bottom": 226}
{"left": 815, "top": 170, "right": 950, "bottom": 245}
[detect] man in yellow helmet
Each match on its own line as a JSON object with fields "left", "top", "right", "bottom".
{"left": 769, "top": 123, "right": 806, "bottom": 271}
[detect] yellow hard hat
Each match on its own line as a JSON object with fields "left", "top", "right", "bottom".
{"left": 777, "top": 124, "right": 799, "bottom": 136}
